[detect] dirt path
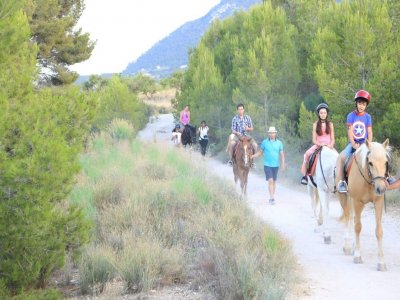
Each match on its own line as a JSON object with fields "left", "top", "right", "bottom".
{"left": 138, "top": 114, "right": 400, "bottom": 300}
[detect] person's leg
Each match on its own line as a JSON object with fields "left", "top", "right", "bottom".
{"left": 268, "top": 179, "right": 275, "bottom": 199}
{"left": 301, "top": 145, "right": 316, "bottom": 184}
{"left": 227, "top": 134, "right": 236, "bottom": 164}
{"left": 337, "top": 144, "right": 352, "bottom": 193}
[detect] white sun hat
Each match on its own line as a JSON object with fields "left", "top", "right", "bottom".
{"left": 267, "top": 126, "right": 277, "bottom": 133}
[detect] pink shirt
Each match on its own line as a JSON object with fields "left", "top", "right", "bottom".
{"left": 180, "top": 111, "right": 190, "bottom": 125}
{"left": 316, "top": 122, "right": 331, "bottom": 145}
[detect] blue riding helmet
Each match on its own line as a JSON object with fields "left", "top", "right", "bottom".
{"left": 175, "top": 124, "right": 181, "bottom": 129}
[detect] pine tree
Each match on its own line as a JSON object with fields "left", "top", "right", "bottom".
{"left": 25, "top": 0, "right": 95, "bottom": 85}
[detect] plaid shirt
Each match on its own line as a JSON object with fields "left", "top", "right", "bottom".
{"left": 231, "top": 114, "right": 253, "bottom": 135}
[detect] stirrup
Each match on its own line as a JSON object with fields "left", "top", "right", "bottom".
{"left": 300, "top": 176, "right": 308, "bottom": 185}
{"left": 337, "top": 180, "right": 348, "bottom": 193}
{"left": 227, "top": 160, "right": 233, "bottom": 166}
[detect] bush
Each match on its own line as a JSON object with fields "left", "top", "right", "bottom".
{"left": 79, "top": 247, "right": 116, "bottom": 295}
{"left": 107, "top": 118, "right": 135, "bottom": 142}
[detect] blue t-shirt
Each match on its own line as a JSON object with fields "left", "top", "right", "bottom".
{"left": 260, "top": 138, "right": 284, "bottom": 167}
{"left": 346, "top": 111, "right": 372, "bottom": 144}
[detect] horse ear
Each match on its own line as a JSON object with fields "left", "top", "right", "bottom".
{"left": 383, "top": 138, "right": 390, "bottom": 148}
{"left": 365, "top": 139, "right": 371, "bottom": 149}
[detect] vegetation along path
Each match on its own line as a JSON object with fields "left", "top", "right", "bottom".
{"left": 139, "top": 113, "right": 400, "bottom": 300}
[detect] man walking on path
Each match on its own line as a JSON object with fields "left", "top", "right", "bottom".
{"left": 252, "top": 126, "right": 285, "bottom": 205}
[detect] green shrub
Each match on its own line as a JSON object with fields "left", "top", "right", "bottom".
{"left": 107, "top": 118, "right": 135, "bottom": 142}
{"left": 79, "top": 247, "right": 116, "bottom": 295}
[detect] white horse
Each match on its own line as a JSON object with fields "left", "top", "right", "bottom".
{"left": 307, "top": 146, "right": 339, "bottom": 244}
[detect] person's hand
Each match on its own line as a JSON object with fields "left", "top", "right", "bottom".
{"left": 353, "top": 143, "right": 360, "bottom": 149}
{"left": 281, "top": 163, "right": 286, "bottom": 171}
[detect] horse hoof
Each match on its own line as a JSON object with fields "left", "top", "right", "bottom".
{"left": 324, "top": 236, "right": 331, "bottom": 244}
{"left": 353, "top": 256, "right": 363, "bottom": 264}
{"left": 377, "top": 263, "right": 387, "bottom": 272}
{"left": 343, "top": 247, "right": 353, "bottom": 256}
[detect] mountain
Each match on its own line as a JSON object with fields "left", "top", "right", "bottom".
{"left": 122, "top": 0, "right": 262, "bottom": 78}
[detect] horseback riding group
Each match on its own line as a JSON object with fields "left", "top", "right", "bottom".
{"left": 213, "top": 89, "right": 394, "bottom": 271}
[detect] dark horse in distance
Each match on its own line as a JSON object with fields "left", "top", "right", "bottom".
{"left": 232, "top": 135, "right": 254, "bottom": 199}
{"left": 181, "top": 124, "right": 196, "bottom": 148}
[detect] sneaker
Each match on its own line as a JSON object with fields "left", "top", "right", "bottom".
{"left": 269, "top": 198, "right": 275, "bottom": 205}
{"left": 387, "top": 176, "right": 397, "bottom": 185}
{"left": 227, "top": 160, "right": 233, "bottom": 166}
{"left": 300, "top": 176, "right": 308, "bottom": 185}
{"left": 337, "top": 180, "right": 348, "bottom": 193}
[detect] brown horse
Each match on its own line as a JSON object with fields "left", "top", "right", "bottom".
{"left": 336, "top": 139, "right": 390, "bottom": 271}
{"left": 232, "top": 136, "right": 254, "bottom": 199}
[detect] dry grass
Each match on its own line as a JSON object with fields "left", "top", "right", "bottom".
{"left": 139, "top": 88, "right": 176, "bottom": 113}
{"left": 67, "top": 120, "right": 298, "bottom": 299}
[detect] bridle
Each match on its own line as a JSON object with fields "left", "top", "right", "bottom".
{"left": 354, "top": 151, "right": 388, "bottom": 186}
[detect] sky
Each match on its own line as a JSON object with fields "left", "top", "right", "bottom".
{"left": 71, "top": 0, "right": 221, "bottom": 76}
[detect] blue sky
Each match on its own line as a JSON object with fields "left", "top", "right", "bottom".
{"left": 71, "top": 0, "right": 220, "bottom": 75}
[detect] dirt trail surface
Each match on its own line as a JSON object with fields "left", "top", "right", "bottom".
{"left": 138, "top": 114, "right": 400, "bottom": 300}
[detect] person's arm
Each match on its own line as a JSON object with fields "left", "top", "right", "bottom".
{"left": 329, "top": 122, "right": 335, "bottom": 148}
{"left": 386, "top": 179, "right": 400, "bottom": 190}
{"left": 180, "top": 110, "right": 184, "bottom": 123}
{"left": 231, "top": 117, "right": 240, "bottom": 135}
{"left": 280, "top": 150, "right": 286, "bottom": 171}
{"left": 245, "top": 116, "right": 254, "bottom": 132}
{"left": 367, "top": 126, "right": 373, "bottom": 142}
{"left": 347, "top": 124, "right": 359, "bottom": 149}
{"left": 251, "top": 149, "right": 263, "bottom": 159}
{"left": 312, "top": 122, "right": 318, "bottom": 145}
{"left": 187, "top": 111, "right": 191, "bottom": 124}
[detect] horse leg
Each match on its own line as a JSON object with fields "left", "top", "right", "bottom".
{"left": 243, "top": 171, "right": 249, "bottom": 200}
{"left": 319, "top": 191, "right": 331, "bottom": 244}
{"left": 375, "top": 197, "right": 387, "bottom": 271}
{"left": 340, "top": 194, "right": 353, "bottom": 255}
{"left": 309, "top": 186, "right": 322, "bottom": 232}
{"left": 353, "top": 200, "right": 364, "bottom": 264}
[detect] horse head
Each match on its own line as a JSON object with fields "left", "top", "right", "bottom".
{"left": 181, "top": 124, "right": 195, "bottom": 146}
{"left": 359, "top": 139, "right": 391, "bottom": 196}
{"left": 234, "top": 136, "right": 253, "bottom": 168}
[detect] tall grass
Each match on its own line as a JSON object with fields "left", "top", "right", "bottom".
{"left": 69, "top": 119, "right": 298, "bottom": 298}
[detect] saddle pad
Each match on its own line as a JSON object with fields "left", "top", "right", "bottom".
{"left": 307, "top": 147, "right": 322, "bottom": 176}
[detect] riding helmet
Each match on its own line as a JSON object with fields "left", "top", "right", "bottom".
{"left": 354, "top": 90, "right": 371, "bottom": 104}
{"left": 315, "top": 103, "right": 329, "bottom": 114}
{"left": 175, "top": 124, "right": 181, "bottom": 129}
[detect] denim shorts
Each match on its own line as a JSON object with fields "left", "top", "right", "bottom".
{"left": 264, "top": 166, "right": 279, "bottom": 181}
{"left": 342, "top": 143, "right": 357, "bottom": 157}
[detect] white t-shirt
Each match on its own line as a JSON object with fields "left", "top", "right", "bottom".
{"left": 199, "top": 126, "right": 209, "bottom": 140}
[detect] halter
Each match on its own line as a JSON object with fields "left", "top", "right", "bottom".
{"left": 354, "top": 150, "right": 387, "bottom": 186}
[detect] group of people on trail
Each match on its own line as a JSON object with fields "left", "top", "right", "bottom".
{"left": 300, "top": 89, "right": 396, "bottom": 193}
{"left": 172, "top": 105, "right": 209, "bottom": 158}
{"left": 226, "top": 103, "right": 285, "bottom": 205}
{"left": 174, "top": 89, "right": 397, "bottom": 204}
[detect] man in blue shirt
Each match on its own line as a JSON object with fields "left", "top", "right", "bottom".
{"left": 252, "top": 126, "right": 285, "bottom": 205}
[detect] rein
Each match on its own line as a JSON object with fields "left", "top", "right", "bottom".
{"left": 354, "top": 151, "right": 387, "bottom": 186}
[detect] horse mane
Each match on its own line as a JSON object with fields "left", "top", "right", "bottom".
{"left": 357, "top": 142, "right": 391, "bottom": 169}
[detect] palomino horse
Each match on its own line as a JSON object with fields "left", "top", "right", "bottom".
{"left": 232, "top": 136, "right": 254, "bottom": 199}
{"left": 307, "top": 146, "right": 339, "bottom": 244}
{"left": 336, "top": 139, "right": 390, "bottom": 271}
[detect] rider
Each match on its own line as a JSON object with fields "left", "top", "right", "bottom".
{"left": 226, "top": 103, "right": 258, "bottom": 166}
{"left": 337, "top": 90, "right": 373, "bottom": 193}
{"left": 171, "top": 124, "right": 181, "bottom": 145}
{"left": 300, "top": 103, "right": 335, "bottom": 185}
{"left": 179, "top": 105, "right": 190, "bottom": 131}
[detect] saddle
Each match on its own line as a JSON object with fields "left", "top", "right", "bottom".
{"left": 344, "top": 154, "right": 355, "bottom": 181}
{"left": 306, "top": 146, "right": 323, "bottom": 176}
